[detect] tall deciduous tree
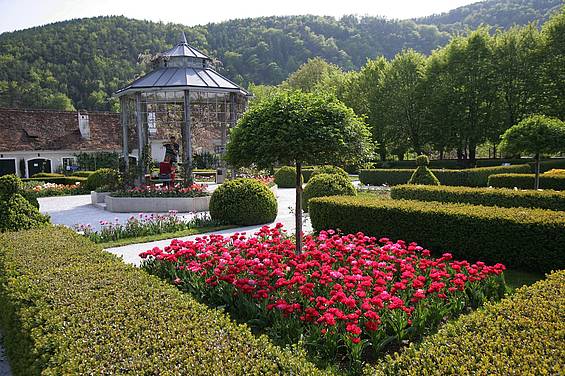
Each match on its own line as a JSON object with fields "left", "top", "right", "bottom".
{"left": 499, "top": 115, "right": 565, "bottom": 189}
{"left": 281, "top": 57, "right": 344, "bottom": 93}
{"left": 225, "top": 91, "right": 372, "bottom": 252}
{"left": 539, "top": 8, "right": 565, "bottom": 119}
{"left": 381, "top": 50, "right": 427, "bottom": 157}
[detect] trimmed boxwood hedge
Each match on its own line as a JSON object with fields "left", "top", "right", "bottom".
{"left": 391, "top": 184, "right": 565, "bottom": 211}
{"left": 274, "top": 166, "right": 302, "bottom": 188}
{"left": 0, "top": 227, "right": 324, "bottom": 376}
{"left": 210, "top": 178, "right": 277, "bottom": 225}
{"left": 309, "top": 196, "right": 565, "bottom": 273}
{"left": 488, "top": 173, "right": 565, "bottom": 190}
{"left": 359, "top": 165, "right": 531, "bottom": 187}
{"left": 369, "top": 270, "right": 565, "bottom": 376}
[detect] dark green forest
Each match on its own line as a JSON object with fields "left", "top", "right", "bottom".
{"left": 0, "top": 0, "right": 561, "bottom": 111}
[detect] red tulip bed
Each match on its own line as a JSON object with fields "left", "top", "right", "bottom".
{"left": 140, "top": 224, "right": 506, "bottom": 373}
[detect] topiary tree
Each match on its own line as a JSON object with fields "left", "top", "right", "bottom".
{"left": 310, "top": 165, "right": 350, "bottom": 181}
{"left": 302, "top": 173, "right": 356, "bottom": 212}
{"left": 209, "top": 178, "right": 277, "bottom": 226}
{"left": 0, "top": 174, "right": 50, "bottom": 232}
{"left": 274, "top": 166, "right": 302, "bottom": 188}
{"left": 408, "top": 155, "right": 440, "bottom": 185}
{"left": 85, "top": 168, "right": 122, "bottom": 192}
{"left": 225, "top": 91, "right": 372, "bottom": 252}
{"left": 499, "top": 115, "right": 565, "bottom": 189}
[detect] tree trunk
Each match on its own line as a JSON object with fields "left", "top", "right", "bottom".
{"left": 439, "top": 148, "right": 444, "bottom": 160}
{"left": 493, "top": 144, "right": 497, "bottom": 159}
{"left": 295, "top": 161, "right": 303, "bottom": 254}
{"left": 535, "top": 153, "right": 540, "bottom": 190}
{"left": 468, "top": 143, "right": 477, "bottom": 167}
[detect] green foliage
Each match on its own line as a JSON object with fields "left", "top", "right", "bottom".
{"left": 75, "top": 152, "right": 120, "bottom": 170}
{"left": 407, "top": 164, "right": 440, "bottom": 186}
{"left": 275, "top": 166, "right": 302, "bottom": 188}
{"left": 302, "top": 168, "right": 316, "bottom": 183}
{"left": 225, "top": 91, "right": 373, "bottom": 170}
{"left": 19, "top": 191, "right": 40, "bottom": 209}
{"left": 302, "top": 173, "right": 356, "bottom": 212}
{"left": 281, "top": 57, "right": 344, "bottom": 93}
{"left": 85, "top": 168, "right": 121, "bottom": 191}
{"left": 0, "top": 227, "right": 324, "bottom": 375}
{"left": 360, "top": 165, "right": 531, "bottom": 187}
{"left": 369, "top": 270, "right": 565, "bottom": 376}
{"left": 209, "top": 178, "right": 277, "bottom": 225}
{"left": 31, "top": 172, "right": 64, "bottom": 178}
{"left": 310, "top": 165, "right": 350, "bottom": 180}
{"left": 71, "top": 170, "right": 96, "bottom": 177}
{"left": 415, "top": 155, "right": 429, "bottom": 166}
{"left": 488, "top": 173, "right": 565, "bottom": 190}
{"left": 499, "top": 115, "right": 565, "bottom": 157}
{"left": 0, "top": 174, "right": 23, "bottom": 196}
{"left": 0, "top": 187, "right": 49, "bottom": 233}
{"left": 309, "top": 195, "right": 565, "bottom": 273}
{"left": 391, "top": 184, "right": 565, "bottom": 211}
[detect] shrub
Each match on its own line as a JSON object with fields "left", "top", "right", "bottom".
{"left": 489, "top": 173, "right": 565, "bottom": 190}
{"left": 302, "top": 173, "right": 356, "bottom": 212}
{"left": 407, "top": 156, "right": 440, "bottom": 186}
{"left": 370, "top": 270, "right": 565, "bottom": 376}
{"left": 309, "top": 196, "right": 565, "bottom": 273}
{"left": 210, "top": 178, "right": 277, "bottom": 225}
{"left": 374, "top": 159, "right": 466, "bottom": 169}
{"left": 0, "top": 174, "right": 23, "bottom": 196}
{"left": 20, "top": 191, "right": 40, "bottom": 208}
{"left": 0, "top": 194, "right": 50, "bottom": 232}
{"left": 31, "top": 172, "right": 64, "bottom": 178}
{"left": 391, "top": 184, "right": 565, "bottom": 211}
{"left": 274, "top": 166, "right": 302, "bottom": 188}
{"left": 0, "top": 227, "right": 323, "bottom": 375}
{"left": 302, "top": 168, "right": 316, "bottom": 183}
{"left": 535, "top": 158, "right": 565, "bottom": 172}
{"left": 72, "top": 170, "right": 96, "bottom": 177}
{"left": 310, "top": 165, "right": 350, "bottom": 180}
{"left": 360, "top": 165, "right": 531, "bottom": 187}
{"left": 465, "top": 164, "right": 531, "bottom": 187}
{"left": 85, "top": 168, "right": 121, "bottom": 191}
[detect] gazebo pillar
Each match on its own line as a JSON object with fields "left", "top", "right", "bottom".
{"left": 120, "top": 96, "right": 129, "bottom": 171}
{"left": 182, "top": 90, "right": 193, "bottom": 183}
{"left": 229, "top": 92, "right": 237, "bottom": 179}
{"left": 135, "top": 92, "right": 144, "bottom": 184}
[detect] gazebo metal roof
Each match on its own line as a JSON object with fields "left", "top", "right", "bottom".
{"left": 115, "top": 33, "right": 249, "bottom": 97}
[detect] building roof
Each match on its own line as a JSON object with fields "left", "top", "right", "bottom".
{"left": 0, "top": 108, "right": 121, "bottom": 152}
{"left": 162, "top": 32, "right": 211, "bottom": 60}
{"left": 115, "top": 33, "right": 249, "bottom": 97}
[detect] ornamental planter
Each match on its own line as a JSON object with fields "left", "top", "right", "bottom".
{"left": 91, "top": 191, "right": 111, "bottom": 205}
{"left": 105, "top": 195, "right": 210, "bottom": 213}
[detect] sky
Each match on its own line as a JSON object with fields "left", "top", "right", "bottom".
{"left": 0, "top": 0, "right": 480, "bottom": 34}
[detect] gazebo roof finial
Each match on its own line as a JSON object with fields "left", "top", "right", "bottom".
{"left": 181, "top": 31, "right": 188, "bottom": 45}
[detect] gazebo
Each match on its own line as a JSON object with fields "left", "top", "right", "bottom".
{"left": 115, "top": 33, "right": 250, "bottom": 184}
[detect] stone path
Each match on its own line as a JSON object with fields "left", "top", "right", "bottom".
{"left": 39, "top": 186, "right": 313, "bottom": 266}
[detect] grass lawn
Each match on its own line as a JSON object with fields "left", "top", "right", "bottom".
{"left": 100, "top": 225, "right": 236, "bottom": 248}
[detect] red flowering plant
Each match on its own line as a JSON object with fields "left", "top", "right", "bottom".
{"left": 111, "top": 183, "right": 208, "bottom": 198}
{"left": 140, "top": 224, "right": 506, "bottom": 372}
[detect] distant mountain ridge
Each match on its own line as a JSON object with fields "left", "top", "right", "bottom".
{"left": 0, "top": 0, "right": 561, "bottom": 111}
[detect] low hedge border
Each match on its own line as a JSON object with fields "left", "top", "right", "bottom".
{"left": 359, "top": 165, "right": 531, "bottom": 187}
{"left": 309, "top": 196, "right": 565, "bottom": 273}
{"left": 488, "top": 173, "right": 565, "bottom": 190}
{"left": 390, "top": 184, "right": 565, "bottom": 211}
{"left": 369, "top": 270, "right": 565, "bottom": 375}
{"left": 0, "top": 227, "right": 324, "bottom": 375}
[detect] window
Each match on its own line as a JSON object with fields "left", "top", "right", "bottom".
{"left": 62, "top": 157, "right": 77, "bottom": 171}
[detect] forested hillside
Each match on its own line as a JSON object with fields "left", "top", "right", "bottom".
{"left": 417, "top": 0, "right": 562, "bottom": 32}
{"left": 0, "top": 0, "right": 560, "bottom": 111}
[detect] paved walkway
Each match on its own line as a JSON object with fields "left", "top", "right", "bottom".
{"left": 0, "top": 330, "right": 11, "bottom": 376}
{"left": 39, "top": 187, "right": 312, "bottom": 266}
